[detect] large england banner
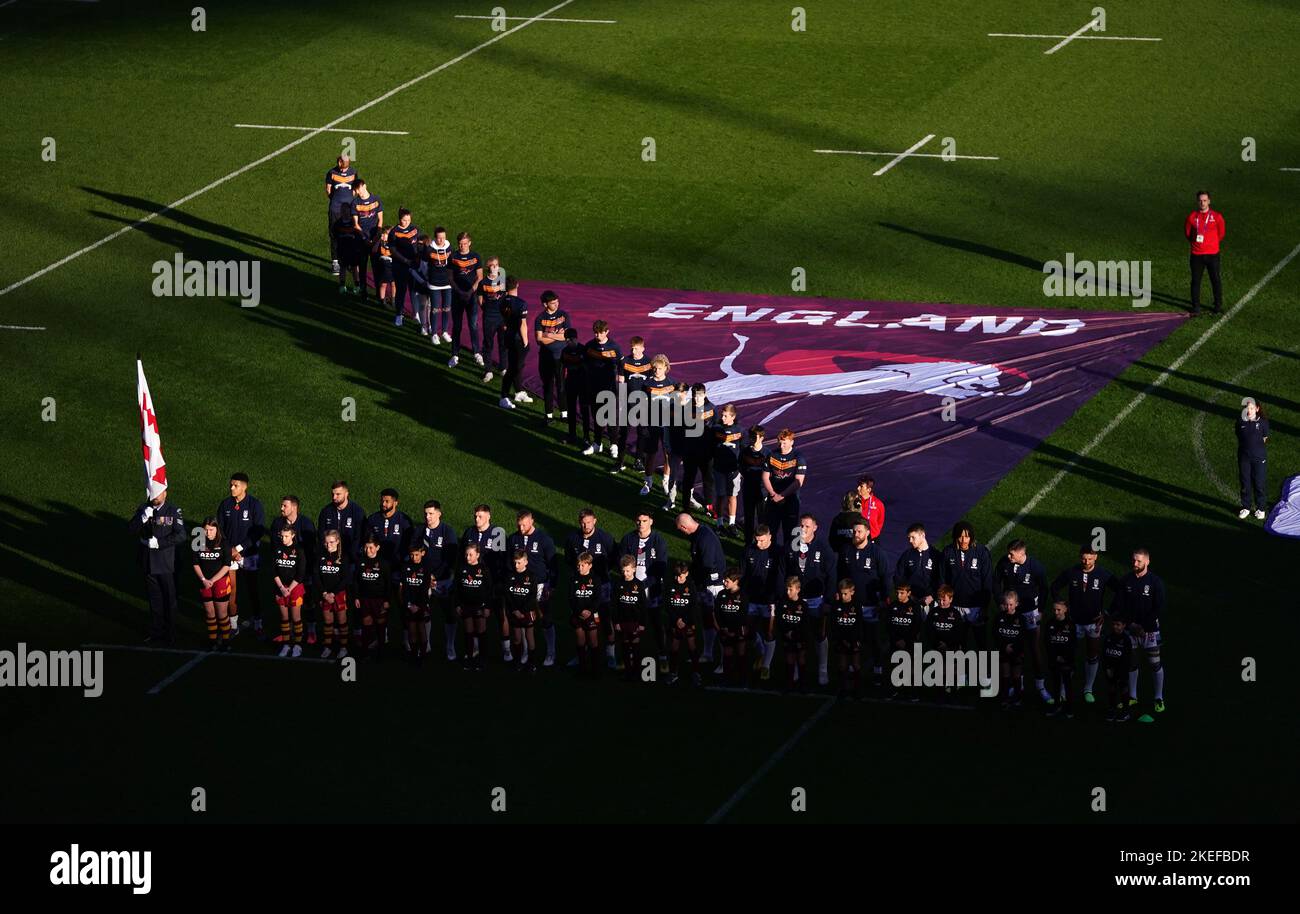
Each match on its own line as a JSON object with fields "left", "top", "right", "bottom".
{"left": 523, "top": 283, "right": 1184, "bottom": 541}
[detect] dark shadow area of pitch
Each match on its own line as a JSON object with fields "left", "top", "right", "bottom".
{"left": 80, "top": 187, "right": 324, "bottom": 272}
{"left": 1128, "top": 354, "right": 1300, "bottom": 416}
{"left": 877, "top": 222, "right": 1194, "bottom": 311}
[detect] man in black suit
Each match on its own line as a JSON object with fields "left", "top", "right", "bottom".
{"left": 128, "top": 487, "right": 187, "bottom": 645}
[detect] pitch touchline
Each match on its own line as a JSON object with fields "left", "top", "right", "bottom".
{"left": 454, "top": 14, "right": 616, "bottom": 23}
{"left": 234, "top": 124, "right": 411, "bottom": 136}
{"left": 990, "top": 239, "right": 1300, "bottom": 548}
{"left": 705, "top": 697, "right": 834, "bottom": 824}
{"left": 0, "top": 324, "right": 46, "bottom": 330}
{"left": 0, "top": 0, "right": 576, "bottom": 299}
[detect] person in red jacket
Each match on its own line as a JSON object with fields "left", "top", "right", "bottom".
{"left": 1185, "top": 190, "right": 1225, "bottom": 316}
{"left": 856, "top": 475, "right": 886, "bottom": 542}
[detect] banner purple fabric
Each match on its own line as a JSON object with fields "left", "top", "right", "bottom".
{"left": 522, "top": 282, "right": 1184, "bottom": 544}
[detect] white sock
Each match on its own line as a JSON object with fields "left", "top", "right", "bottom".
{"left": 519, "top": 645, "right": 529, "bottom": 663}
{"left": 728, "top": 515, "right": 736, "bottom": 525}
{"left": 1128, "top": 669, "right": 1139, "bottom": 699}
{"left": 502, "top": 638, "right": 512, "bottom": 656}
{"left": 229, "top": 614, "right": 239, "bottom": 629}
{"left": 763, "top": 639, "right": 776, "bottom": 668}
{"left": 817, "top": 638, "right": 829, "bottom": 674}
{"left": 1084, "top": 657, "right": 1099, "bottom": 691}
{"left": 1153, "top": 667, "right": 1164, "bottom": 700}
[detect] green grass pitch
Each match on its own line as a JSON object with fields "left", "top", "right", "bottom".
{"left": 1, "top": 0, "right": 1298, "bottom": 823}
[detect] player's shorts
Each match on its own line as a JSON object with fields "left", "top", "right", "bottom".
{"left": 320, "top": 589, "right": 349, "bottom": 613}
{"left": 804, "top": 596, "right": 825, "bottom": 619}
{"left": 200, "top": 576, "right": 233, "bottom": 602}
{"left": 1021, "top": 608, "right": 1042, "bottom": 631}
{"left": 357, "top": 596, "right": 385, "bottom": 619}
{"left": 374, "top": 257, "right": 394, "bottom": 283}
{"left": 747, "top": 601, "right": 772, "bottom": 619}
{"left": 272, "top": 582, "right": 304, "bottom": 608}
{"left": 403, "top": 602, "right": 430, "bottom": 624}
{"left": 509, "top": 608, "right": 536, "bottom": 629}
{"left": 999, "top": 643, "right": 1025, "bottom": 663}
{"left": 570, "top": 610, "right": 600, "bottom": 632}
{"left": 715, "top": 470, "right": 741, "bottom": 498}
{"left": 458, "top": 602, "right": 488, "bottom": 620}
{"left": 1137, "top": 630, "right": 1162, "bottom": 650}
{"left": 1074, "top": 620, "right": 1102, "bottom": 639}
{"left": 668, "top": 615, "right": 697, "bottom": 637}
{"left": 834, "top": 637, "right": 862, "bottom": 655}
{"left": 615, "top": 618, "right": 642, "bottom": 639}
{"left": 718, "top": 623, "right": 747, "bottom": 646}
{"left": 956, "top": 605, "right": 982, "bottom": 625}
{"left": 780, "top": 627, "right": 805, "bottom": 648}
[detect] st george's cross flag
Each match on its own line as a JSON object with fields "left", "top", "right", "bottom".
{"left": 137, "top": 358, "right": 168, "bottom": 500}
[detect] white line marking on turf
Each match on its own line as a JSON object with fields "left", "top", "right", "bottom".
{"left": 990, "top": 239, "right": 1300, "bottom": 548}
{"left": 454, "top": 14, "right": 616, "bottom": 23}
{"left": 815, "top": 149, "right": 1000, "bottom": 161}
{"left": 989, "top": 32, "right": 1160, "bottom": 43}
{"left": 872, "top": 134, "right": 935, "bottom": 176}
{"left": 0, "top": 323, "right": 46, "bottom": 330}
{"left": 705, "top": 697, "right": 834, "bottom": 824}
{"left": 1281, "top": 167, "right": 1300, "bottom": 172}
{"left": 0, "top": 0, "right": 576, "bottom": 299}
{"left": 146, "top": 653, "right": 208, "bottom": 695}
{"left": 84, "top": 642, "right": 335, "bottom": 665}
{"left": 1044, "top": 15, "right": 1102, "bottom": 54}
{"left": 233, "top": 124, "right": 411, "bottom": 136}
{"left": 1191, "top": 354, "right": 1281, "bottom": 503}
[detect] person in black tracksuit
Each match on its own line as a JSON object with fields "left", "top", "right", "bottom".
{"left": 738, "top": 426, "right": 768, "bottom": 544}
{"left": 498, "top": 279, "right": 530, "bottom": 405}
{"left": 1236, "top": 399, "right": 1270, "bottom": 518}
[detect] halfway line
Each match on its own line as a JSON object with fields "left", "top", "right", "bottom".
{"left": 816, "top": 149, "right": 999, "bottom": 161}
{"left": 454, "top": 14, "right": 616, "bottom": 23}
{"left": 990, "top": 239, "right": 1300, "bottom": 548}
{"left": 234, "top": 123, "right": 411, "bottom": 136}
{"left": 0, "top": 0, "right": 576, "bottom": 299}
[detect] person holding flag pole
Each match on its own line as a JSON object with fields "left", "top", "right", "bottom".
{"left": 128, "top": 357, "right": 187, "bottom": 646}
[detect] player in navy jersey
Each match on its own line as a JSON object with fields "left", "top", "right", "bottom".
{"left": 363, "top": 489, "right": 411, "bottom": 650}
{"left": 332, "top": 205, "right": 366, "bottom": 297}
{"left": 611, "top": 336, "right": 651, "bottom": 474}
{"left": 663, "top": 563, "right": 703, "bottom": 686}
{"left": 1114, "top": 547, "right": 1166, "bottom": 720}
{"left": 926, "top": 585, "right": 966, "bottom": 702}
{"left": 993, "top": 591, "right": 1027, "bottom": 709}
{"left": 447, "top": 232, "right": 483, "bottom": 366}
{"left": 325, "top": 154, "right": 356, "bottom": 274}
{"left": 895, "top": 523, "right": 943, "bottom": 610}
{"left": 738, "top": 425, "right": 768, "bottom": 544}
{"left": 560, "top": 328, "right": 589, "bottom": 445}
{"left": 828, "top": 579, "right": 864, "bottom": 699}
{"left": 737, "top": 524, "right": 780, "bottom": 680}
{"left": 787, "top": 514, "right": 837, "bottom": 686}
{"left": 762, "top": 429, "right": 807, "bottom": 548}
{"left": 269, "top": 497, "right": 317, "bottom": 644}
{"left": 581, "top": 320, "right": 622, "bottom": 459}
{"left": 714, "top": 569, "right": 748, "bottom": 685}
{"left": 507, "top": 510, "right": 559, "bottom": 666}
{"left": 612, "top": 556, "right": 649, "bottom": 679}
{"left": 317, "top": 481, "right": 366, "bottom": 561}
{"left": 478, "top": 255, "right": 507, "bottom": 381}
{"left": 838, "top": 519, "right": 891, "bottom": 687}
{"left": 388, "top": 209, "right": 420, "bottom": 327}
{"left": 993, "top": 539, "right": 1051, "bottom": 705}
{"left": 618, "top": 512, "right": 668, "bottom": 672}
{"left": 569, "top": 553, "right": 602, "bottom": 678}
{"left": 1043, "top": 601, "right": 1076, "bottom": 718}
{"left": 637, "top": 356, "right": 675, "bottom": 497}
{"left": 772, "top": 577, "right": 809, "bottom": 693}
{"left": 424, "top": 227, "right": 454, "bottom": 343}
{"left": 677, "top": 384, "right": 717, "bottom": 514}
{"left": 497, "top": 277, "right": 532, "bottom": 409}
{"left": 192, "top": 518, "right": 233, "bottom": 651}
{"left": 316, "top": 529, "right": 352, "bottom": 660}
{"left": 710, "top": 404, "right": 744, "bottom": 537}
{"left": 663, "top": 383, "right": 691, "bottom": 511}
{"left": 372, "top": 227, "right": 395, "bottom": 310}
{"left": 350, "top": 178, "right": 382, "bottom": 299}
{"left": 534, "top": 291, "right": 570, "bottom": 424}
{"left": 942, "top": 520, "right": 993, "bottom": 651}
{"left": 270, "top": 525, "right": 308, "bottom": 657}
{"left": 354, "top": 538, "right": 393, "bottom": 661}
{"left": 1101, "top": 615, "right": 1135, "bottom": 722}
{"left": 416, "top": 500, "right": 458, "bottom": 659}
{"left": 1050, "top": 543, "right": 1113, "bottom": 705}
{"left": 462, "top": 504, "right": 509, "bottom": 662}
{"left": 456, "top": 542, "right": 494, "bottom": 669}
{"left": 503, "top": 550, "right": 540, "bottom": 673}
{"left": 217, "top": 472, "right": 266, "bottom": 638}
{"left": 886, "top": 581, "right": 923, "bottom": 701}
{"left": 400, "top": 542, "right": 433, "bottom": 666}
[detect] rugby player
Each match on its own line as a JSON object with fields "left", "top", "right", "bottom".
{"left": 332, "top": 204, "right": 366, "bottom": 296}
{"left": 324, "top": 154, "right": 356, "bottom": 274}
{"left": 611, "top": 336, "right": 651, "bottom": 474}
{"left": 741, "top": 524, "right": 783, "bottom": 681}
{"left": 534, "top": 291, "right": 571, "bottom": 424}
{"left": 618, "top": 512, "right": 668, "bottom": 672}
{"left": 560, "top": 328, "right": 588, "bottom": 445}
{"left": 462, "top": 504, "right": 509, "bottom": 663}
{"left": 993, "top": 539, "right": 1051, "bottom": 705}
{"left": 941, "top": 520, "right": 993, "bottom": 650}
{"left": 581, "top": 320, "right": 621, "bottom": 459}
{"left": 738, "top": 425, "right": 767, "bottom": 544}
{"left": 479, "top": 256, "right": 507, "bottom": 381}
{"left": 837, "top": 519, "right": 892, "bottom": 687}
{"left": 638, "top": 356, "right": 675, "bottom": 497}
{"left": 710, "top": 403, "right": 743, "bottom": 536}
{"left": 269, "top": 496, "right": 317, "bottom": 644}
{"left": 418, "top": 500, "right": 459, "bottom": 660}
{"left": 679, "top": 383, "right": 717, "bottom": 512}
{"left": 389, "top": 209, "right": 420, "bottom": 327}
{"left": 350, "top": 177, "right": 383, "bottom": 300}
{"left": 497, "top": 277, "right": 533, "bottom": 409}
{"left": 448, "top": 232, "right": 483, "bottom": 367}
{"left": 894, "top": 522, "right": 943, "bottom": 611}
{"left": 788, "top": 514, "right": 837, "bottom": 686}
{"left": 424, "top": 227, "right": 454, "bottom": 343}
{"left": 1049, "top": 543, "right": 1114, "bottom": 705}
{"left": 507, "top": 510, "right": 559, "bottom": 666}
{"left": 1114, "top": 547, "right": 1166, "bottom": 721}
{"left": 217, "top": 472, "right": 266, "bottom": 638}
{"left": 371, "top": 227, "right": 395, "bottom": 310}
{"left": 761, "top": 429, "right": 806, "bottom": 548}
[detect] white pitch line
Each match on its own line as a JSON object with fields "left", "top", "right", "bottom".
{"left": 454, "top": 14, "right": 616, "bottom": 23}
{"left": 705, "top": 697, "right": 834, "bottom": 824}
{"left": 0, "top": 323, "right": 46, "bottom": 330}
{"left": 873, "top": 133, "right": 935, "bottom": 177}
{"left": 815, "top": 149, "right": 1000, "bottom": 161}
{"left": 1281, "top": 167, "right": 1300, "bottom": 172}
{"left": 146, "top": 653, "right": 209, "bottom": 694}
{"left": 84, "top": 642, "right": 335, "bottom": 665}
{"left": 1044, "top": 16, "right": 1103, "bottom": 54}
{"left": 990, "top": 239, "right": 1300, "bottom": 548}
{"left": 0, "top": 0, "right": 576, "bottom": 299}
{"left": 989, "top": 32, "right": 1161, "bottom": 43}
{"left": 234, "top": 123, "right": 410, "bottom": 136}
